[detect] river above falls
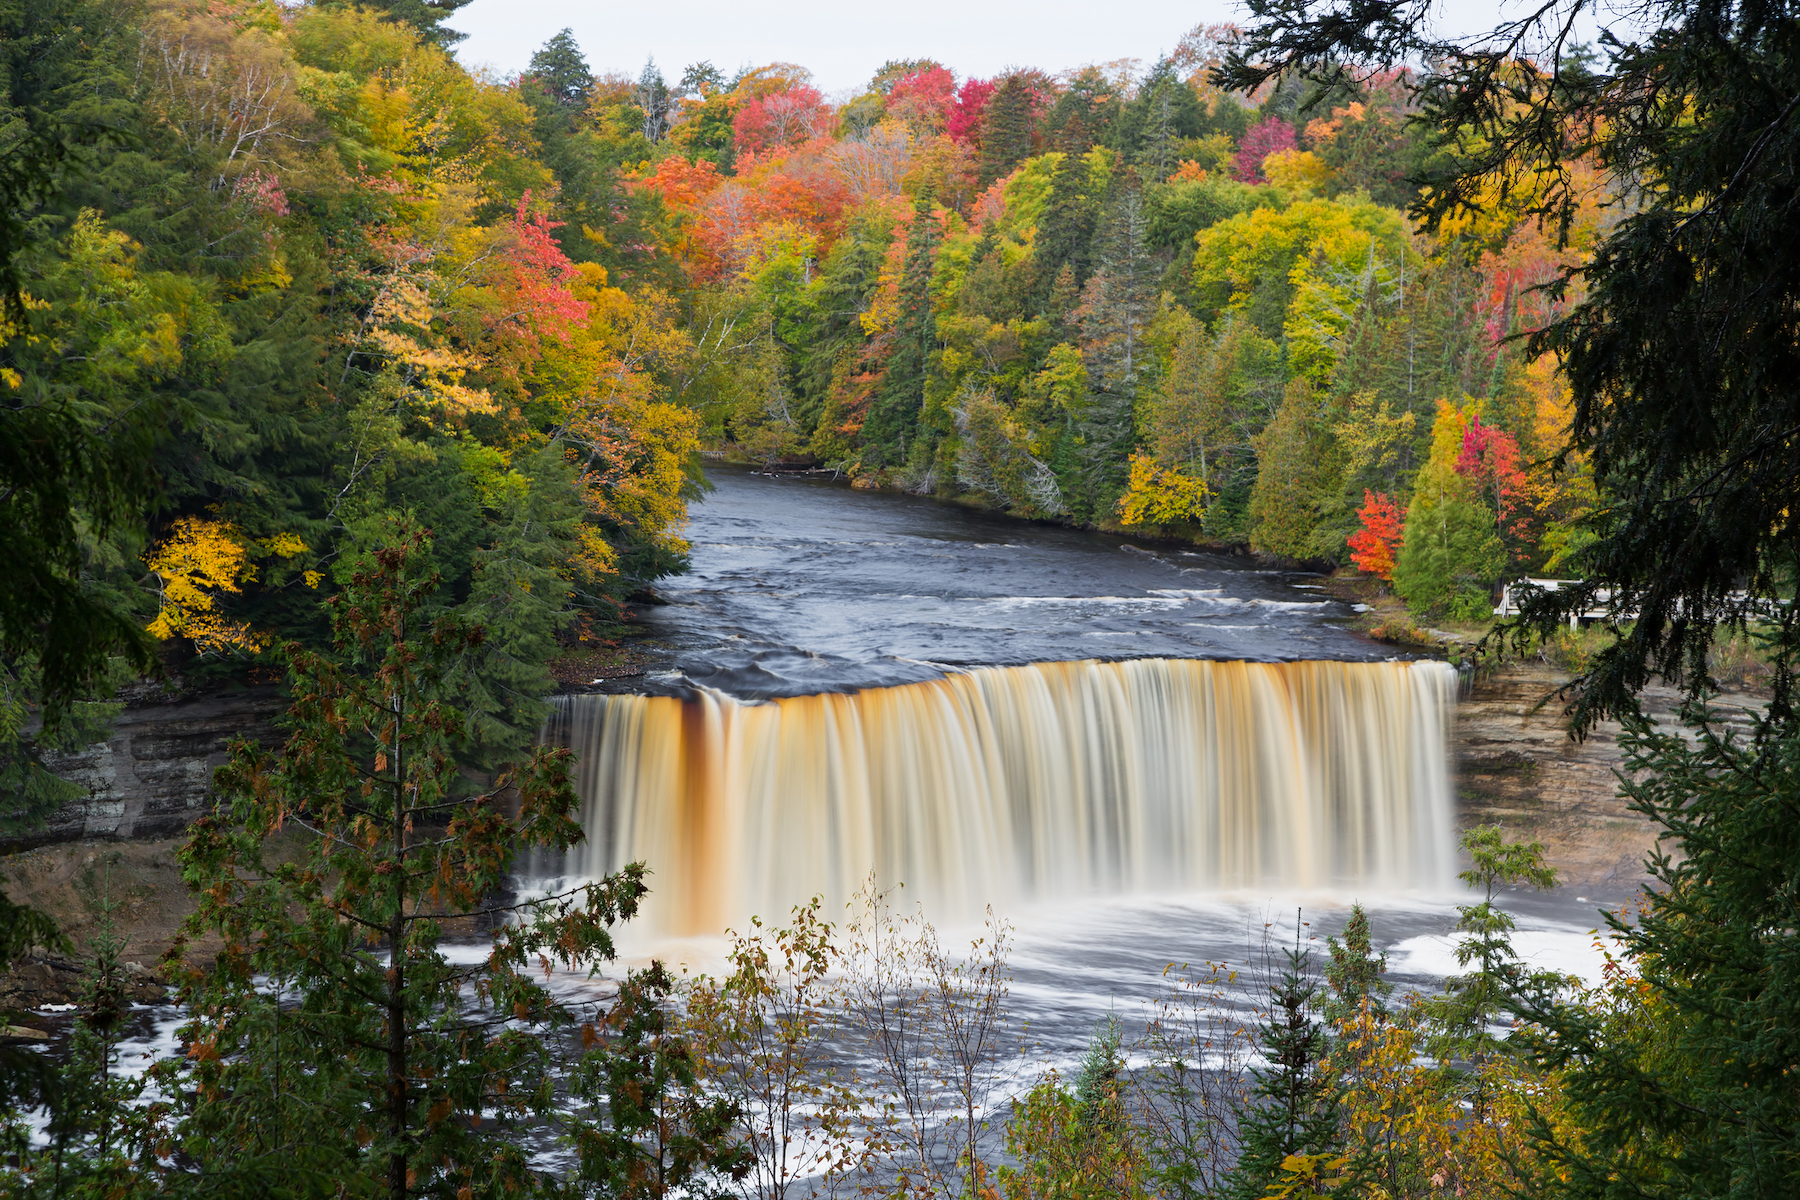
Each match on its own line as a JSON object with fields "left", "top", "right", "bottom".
{"left": 627, "top": 465, "right": 1400, "bottom": 697}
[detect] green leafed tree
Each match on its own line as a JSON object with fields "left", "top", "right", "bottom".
{"left": 142, "top": 535, "right": 690, "bottom": 1197}
{"left": 1515, "top": 706, "right": 1800, "bottom": 1199}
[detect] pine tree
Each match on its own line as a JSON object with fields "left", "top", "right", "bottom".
{"left": 1227, "top": 923, "right": 1342, "bottom": 1200}
{"left": 977, "top": 74, "right": 1035, "bottom": 188}
{"left": 863, "top": 191, "right": 940, "bottom": 466}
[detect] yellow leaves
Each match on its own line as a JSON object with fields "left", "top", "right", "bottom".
{"left": 1117, "top": 454, "right": 1211, "bottom": 528}
{"left": 146, "top": 517, "right": 266, "bottom": 655}
{"left": 1267, "top": 1153, "right": 1354, "bottom": 1200}
{"left": 572, "top": 397, "right": 701, "bottom": 560}
{"left": 261, "top": 531, "right": 307, "bottom": 558}
{"left": 1263, "top": 149, "right": 1331, "bottom": 195}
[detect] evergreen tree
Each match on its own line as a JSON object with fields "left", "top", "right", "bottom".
{"left": 1391, "top": 489, "right": 1503, "bottom": 618}
{"left": 977, "top": 74, "right": 1035, "bottom": 188}
{"left": 1044, "top": 66, "right": 1122, "bottom": 153}
{"left": 1035, "top": 150, "right": 1099, "bottom": 303}
{"left": 863, "top": 191, "right": 940, "bottom": 466}
{"left": 1227, "top": 0, "right": 1800, "bottom": 721}
{"left": 1227, "top": 923, "right": 1342, "bottom": 1200}
{"left": 1151, "top": 316, "right": 1282, "bottom": 544}
{"left": 150, "top": 536, "right": 673, "bottom": 1197}
{"left": 453, "top": 448, "right": 588, "bottom": 759}
{"left": 1248, "top": 379, "right": 1330, "bottom": 561}
{"left": 1517, "top": 703, "right": 1800, "bottom": 1199}
{"left": 1072, "top": 179, "right": 1158, "bottom": 508}
{"left": 637, "top": 58, "right": 673, "bottom": 143}
{"left": 327, "top": 0, "right": 474, "bottom": 49}
{"left": 1323, "top": 903, "right": 1389, "bottom": 1029}
{"left": 1111, "top": 58, "right": 1207, "bottom": 181}
{"left": 524, "top": 28, "right": 593, "bottom": 113}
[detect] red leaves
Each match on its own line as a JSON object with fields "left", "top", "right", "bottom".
{"left": 632, "top": 155, "right": 724, "bottom": 210}
{"left": 888, "top": 66, "right": 957, "bottom": 132}
{"left": 1455, "top": 416, "right": 1530, "bottom": 542}
{"left": 1348, "top": 490, "right": 1405, "bottom": 580}
{"left": 947, "top": 78, "right": 996, "bottom": 143}
{"left": 732, "top": 85, "right": 831, "bottom": 158}
{"left": 1234, "top": 116, "right": 1296, "bottom": 183}
{"left": 482, "top": 191, "right": 590, "bottom": 372}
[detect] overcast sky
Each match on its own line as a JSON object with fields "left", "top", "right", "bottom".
{"left": 445, "top": 0, "right": 1645, "bottom": 97}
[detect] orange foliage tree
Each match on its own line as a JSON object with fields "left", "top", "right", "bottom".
{"left": 1348, "top": 490, "right": 1405, "bottom": 579}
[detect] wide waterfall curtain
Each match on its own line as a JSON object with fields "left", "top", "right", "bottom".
{"left": 540, "top": 659, "right": 1458, "bottom": 934}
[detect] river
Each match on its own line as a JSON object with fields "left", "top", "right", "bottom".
{"left": 38, "top": 465, "right": 1622, "bottom": 1173}
{"left": 543, "top": 465, "right": 1617, "bottom": 1094}
{"left": 624, "top": 464, "right": 1391, "bottom": 697}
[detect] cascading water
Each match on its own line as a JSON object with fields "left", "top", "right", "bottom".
{"left": 540, "top": 657, "right": 1458, "bottom": 935}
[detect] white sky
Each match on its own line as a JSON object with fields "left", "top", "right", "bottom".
{"left": 446, "top": 0, "right": 1649, "bottom": 96}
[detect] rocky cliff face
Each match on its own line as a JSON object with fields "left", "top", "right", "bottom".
{"left": 10, "top": 687, "right": 284, "bottom": 851}
{"left": 1453, "top": 662, "right": 1763, "bottom": 896}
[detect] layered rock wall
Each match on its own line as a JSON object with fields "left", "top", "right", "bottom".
{"left": 1453, "top": 663, "right": 1762, "bottom": 893}
{"left": 9, "top": 687, "right": 284, "bottom": 850}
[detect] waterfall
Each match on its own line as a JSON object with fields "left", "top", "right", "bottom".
{"left": 541, "top": 658, "right": 1458, "bottom": 934}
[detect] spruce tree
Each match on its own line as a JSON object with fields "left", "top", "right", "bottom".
{"left": 977, "top": 75, "right": 1035, "bottom": 189}
{"left": 525, "top": 28, "right": 594, "bottom": 113}
{"left": 1227, "top": 923, "right": 1342, "bottom": 1200}
{"left": 863, "top": 191, "right": 940, "bottom": 467}
{"left": 1322, "top": 904, "right": 1389, "bottom": 1029}
{"left": 1516, "top": 703, "right": 1800, "bottom": 1199}
{"left": 1074, "top": 179, "right": 1158, "bottom": 507}
{"left": 1034, "top": 150, "right": 1099, "bottom": 304}
{"left": 1248, "top": 379, "right": 1330, "bottom": 562}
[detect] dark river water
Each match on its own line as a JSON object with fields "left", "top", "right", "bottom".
{"left": 629, "top": 465, "right": 1396, "bottom": 697}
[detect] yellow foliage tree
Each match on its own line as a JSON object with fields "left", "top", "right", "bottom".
{"left": 145, "top": 517, "right": 265, "bottom": 654}
{"left": 1117, "top": 453, "right": 1211, "bottom": 527}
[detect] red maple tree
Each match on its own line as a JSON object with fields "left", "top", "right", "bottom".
{"left": 1233, "top": 116, "right": 1296, "bottom": 183}
{"left": 1348, "top": 490, "right": 1404, "bottom": 579}
{"left": 947, "top": 78, "right": 995, "bottom": 142}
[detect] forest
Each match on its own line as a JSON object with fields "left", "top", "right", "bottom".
{"left": 5, "top": 0, "right": 1800, "bottom": 1195}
